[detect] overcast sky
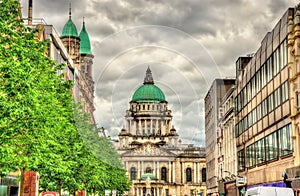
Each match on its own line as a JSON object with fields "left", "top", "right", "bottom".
{"left": 20, "top": 0, "right": 299, "bottom": 147}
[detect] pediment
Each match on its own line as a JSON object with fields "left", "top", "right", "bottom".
{"left": 122, "top": 142, "right": 175, "bottom": 157}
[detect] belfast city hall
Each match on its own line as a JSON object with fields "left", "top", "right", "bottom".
{"left": 116, "top": 68, "right": 207, "bottom": 196}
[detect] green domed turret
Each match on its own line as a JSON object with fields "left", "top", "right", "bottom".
{"left": 141, "top": 173, "right": 156, "bottom": 180}
{"left": 61, "top": 6, "right": 78, "bottom": 37}
{"left": 132, "top": 67, "right": 166, "bottom": 102}
{"left": 79, "top": 20, "right": 92, "bottom": 55}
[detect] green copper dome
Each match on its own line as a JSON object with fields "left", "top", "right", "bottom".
{"left": 132, "top": 67, "right": 165, "bottom": 102}
{"left": 61, "top": 17, "right": 78, "bottom": 37}
{"left": 61, "top": 6, "right": 78, "bottom": 38}
{"left": 79, "top": 21, "right": 92, "bottom": 55}
{"left": 132, "top": 84, "right": 165, "bottom": 102}
{"left": 141, "top": 173, "right": 156, "bottom": 180}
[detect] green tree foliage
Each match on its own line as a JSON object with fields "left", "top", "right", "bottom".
{"left": 0, "top": 1, "right": 130, "bottom": 195}
{"left": 0, "top": 0, "right": 75, "bottom": 195}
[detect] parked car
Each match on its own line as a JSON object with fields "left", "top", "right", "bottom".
{"left": 245, "top": 186, "right": 294, "bottom": 196}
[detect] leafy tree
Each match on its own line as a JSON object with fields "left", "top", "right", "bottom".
{"left": 0, "top": 0, "right": 77, "bottom": 195}
{"left": 0, "top": 1, "right": 130, "bottom": 196}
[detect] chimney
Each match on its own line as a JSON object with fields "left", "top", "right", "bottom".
{"left": 28, "top": 0, "right": 32, "bottom": 25}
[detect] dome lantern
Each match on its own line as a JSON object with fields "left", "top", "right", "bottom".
{"left": 132, "top": 68, "right": 166, "bottom": 102}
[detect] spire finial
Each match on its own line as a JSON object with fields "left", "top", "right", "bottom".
{"left": 69, "top": 1, "right": 72, "bottom": 19}
{"left": 82, "top": 16, "right": 86, "bottom": 26}
{"left": 144, "top": 66, "right": 154, "bottom": 84}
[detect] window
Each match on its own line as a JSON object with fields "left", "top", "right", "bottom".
{"left": 266, "top": 57, "right": 273, "bottom": 83}
{"left": 238, "top": 149, "right": 245, "bottom": 171}
{"left": 248, "top": 112, "right": 253, "bottom": 127}
{"left": 255, "top": 139, "right": 265, "bottom": 164}
{"left": 265, "top": 132, "right": 278, "bottom": 161}
{"left": 247, "top": 82, "right": 251, "bottom": 103}
{"left": 281, "top": 82, "right": 289, "bottom": 102}
{"left": 246, "top": 144, "right": 255, "bottom": 168}
{"left": 244, "top": 116, "right": 248, "bottom": 130}
{"left": 235, "top": 124, "right": 239, "bottom": 137}
{"left": 256, "top": 69, "right": 261, "bottom": 92}
{"left": 268, "top": 94, "right": 274, "bottom": 113}
{"left": 202, "top": 168, "right": 206, "bottom": 182}
{"left": 146, "top": 167, "right": 151, "bottom": 173}
{"left": 274, "top": 48, "right": 280, "bottom": 75}
{"left": 261, "top": 64, "right": 267, "bottom": 87}
{"left": 274, "top": 87, "right": 281, "bottom": 108}
{"left": 186, "top": 168, "right": 192, "bottom": 182}
{"left": 252, "top": 108, "right": 257, "bottom": 125}
{"left": 165, "top": 189, "right": 169, "bottom": 196}
{"left": 279, "top": 124, "right": 293, "bottom": 156}
{"left": 161, "top": 167, "right": 167, "bottom": 181}
{"left": 262, "top": 99, "right": 268, "bottom": 117}
{"left": 130, "top": 167, "right": 136, "bottom": 181}
{"left": 280, "top": 39, "right": 287, "bottom": 69}
{"left": 257, "top": 103, "right": 262, "bottom": 121}
{"left": 252, "top": 76, "right": 256, "bottom": 96}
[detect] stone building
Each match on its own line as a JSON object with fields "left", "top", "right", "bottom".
{"left": 117, "top": 68, "right": 206, "bottom": 196}
{"left": 204, "top": 79, "right": 235, "bottom": 196}
{"left": 60, "top": 6, "right": 95, "bottom": 117}
{"left": 286, "top": 5, "right": 300, "bottom": 194}
{"left": 218, "top": 84, "right": 237, "bottom": 196}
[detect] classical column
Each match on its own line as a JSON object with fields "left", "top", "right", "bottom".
{"left": 139, "top": 120, "right": 142, "bottom": 134}
{"left": 172, "top": 161, "right": 175, "bottom": 183}
{"left": 157, "top": 162, "right": 160, "bottom": 180}
{"left": 155, "top": 119, "right": 158, "bottom": 134}
{"left": 181, "top": 162, "right": 184, "bottom": 183}
{"left": 138, "top": 161, "right": 141, "bottom": 179}
{"left": 141, "top": 161, "right": 144, "bottom": 175}
{"left": 150, "top": 119, "right": 153, "bottom": 134}
{"left": 168, "top": 161, "right": 171, "bottom": 182}
{"left": 197, "top": 163, "right": 200, "bottom": 183}
{"left": 194, "top": 162, "right": 197, "bottom": 183}
{"left": 153, "top": 161, "right": 156, "bottom": 176}
{"left": 144, "top": 119, "right": 147, "bottom": 134}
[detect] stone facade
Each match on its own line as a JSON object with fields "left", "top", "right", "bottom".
{"left": 204, "top": 79, "right": 235, "bottom": 196}
{"left": 117, "top": 68, "right": 206, "bottom": 196}
{"left": 287, "top": 5, "right": 300, "bottom": 194}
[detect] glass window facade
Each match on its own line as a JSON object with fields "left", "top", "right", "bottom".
{"left": 242, "top": 124, "right": 292, "bottom": 169}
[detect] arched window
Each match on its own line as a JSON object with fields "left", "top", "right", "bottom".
{"left": 186, "top": 168, "right": 192, "bottom": 182}
{"left": 161, "top": 167, "right": 167, "bottom": 181}
{"left": 202, "top": 168, "right": 206, "bottom": 182}
{"left": 130, "top": 167, "right": 136, "bottom": 181}
{"left": 146, "top": 167, "right": 151, "bottom": 173}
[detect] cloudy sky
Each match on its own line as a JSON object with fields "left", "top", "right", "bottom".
{"left": 21, "top": 0, "right": 299, "bottom": 146}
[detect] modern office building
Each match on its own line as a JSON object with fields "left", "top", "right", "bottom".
{"left": 117, "top": 68, "right": 207, "bottom": 196}
{"left": 204, "top": 79, "right": 235, "bottom": 196}
{"left": 235, "top": 7, "right": 293, "bottom": 194}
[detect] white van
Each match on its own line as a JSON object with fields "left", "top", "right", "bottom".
{"left": 245, "top": 186, "right": 294, "bottom": 196}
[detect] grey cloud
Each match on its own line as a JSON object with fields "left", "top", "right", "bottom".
{"left": 23, "top": 0, "right": 299, "bottom": 147}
